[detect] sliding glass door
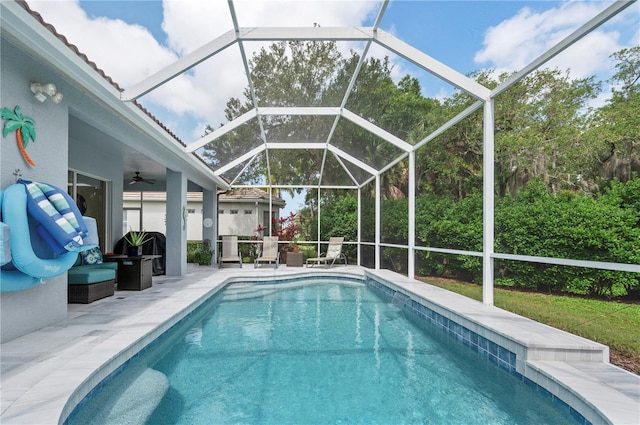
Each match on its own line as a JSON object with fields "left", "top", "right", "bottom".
{"left": 68, "top": 170, "right": 110, "bottom": 251}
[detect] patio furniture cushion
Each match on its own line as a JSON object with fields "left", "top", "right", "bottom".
{"left": 93, "top": 262, "right": 117, "bottom": 271}
{"left": 72, "top": 262, "right": 117, "bottom": 272}
{"left": 81, "top": 247, "right": 103, "bottom": 265}
{"left": 67, "top": 267, "right": 115, "bottom": 285}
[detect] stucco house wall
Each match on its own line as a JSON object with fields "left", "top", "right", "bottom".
{"left": 68, "top": 121, "right": 124, "bottom": 251}
{"left": 0, "top": 2, "right": 226, "bottom": 343}
{"left": 123, "top": 191, "right": 284, "bottom": 240}
{"left": 123, "top": 194, "right": 203, "bottom": 240}
{"left": 218, "top": 200, "right": 270, "bottom": 237}
{"left": 0, "top": 40, "right": 70, "bottom": 342}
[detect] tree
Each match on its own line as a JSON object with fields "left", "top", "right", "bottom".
{"left": 583, "top": 47, "right": 640, "bottom": 186}
{"left": 415, "top": 68, "right": 601, "bottom": 199}
{"left": 201, "top": 40, "right": 343, "bottom": 189}
{"left": 204, "top": 43, "right": 438, "bottom": 200}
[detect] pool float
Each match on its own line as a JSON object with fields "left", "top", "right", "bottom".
{"left": 0, "top": 183, "right": 80, "bottom": 292}
{"left": 19, "top": 179, "right": 89, "bottom": 254}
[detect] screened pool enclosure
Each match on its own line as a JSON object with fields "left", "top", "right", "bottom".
{"left": 117, "top": 0, "right": 639, "bottom": 304}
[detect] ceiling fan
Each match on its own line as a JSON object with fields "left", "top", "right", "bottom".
{"left": 129, "top": 171, "right": 155, "bottom": 185}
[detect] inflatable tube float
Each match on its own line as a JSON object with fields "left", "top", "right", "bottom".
{"left": 0, "top": 184, "right": 78, "bottom": 292}
{"left": 20, "top": 179, "right": 88, "bottom": 254}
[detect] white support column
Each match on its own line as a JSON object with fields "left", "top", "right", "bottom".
{"left": 357, "top": 187, "right": 362, "bottom": 266}
{"left": 202, "top": 188, "right": 216, "bottom": 265}
{"left": 166, "top": 169, "right": 188, "bottom": 276}
{"left": 483, "top": 99, "right": 495, "bottom": 306}
{"left": 317, "top": 188, "right": 321, "bottom": 254}
{"left": 268, "top": 191, "right": 273, "bottom": 236}
{"left": 408, "top": 151, "right": 416, "bottom": 279}
{"left": 375, "top": 175, "right": 381, "bottom": 270}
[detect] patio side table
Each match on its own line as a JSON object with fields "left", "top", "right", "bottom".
{"left": 286, "top": 251, "right": 304, "bottom": 267}
{"left": 104, "top": 255, "right": 160, "bottom": 290}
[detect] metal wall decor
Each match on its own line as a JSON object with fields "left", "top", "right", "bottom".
{"left": 1, "top": 105, "right": 37, "bottom": 167}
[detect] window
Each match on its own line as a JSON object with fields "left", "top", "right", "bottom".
{"left": 230, "top": 209, "right": 239, "bottom": 215}
{"left": 218, "top": 209, "right": 224, "bottom": 214}
{"left": 187, "top": 208, "right": 195, "bottom": 214}
{"left": 244, "top": 210, "right": 252, "bottom": 214}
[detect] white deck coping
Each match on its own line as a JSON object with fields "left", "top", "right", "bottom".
{"left": 0, "top": 266, "right": 637, "bottom": 424}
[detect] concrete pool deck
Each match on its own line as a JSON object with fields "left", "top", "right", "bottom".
{"left": 1, "top": 265, "right": 638, "bottom": 424}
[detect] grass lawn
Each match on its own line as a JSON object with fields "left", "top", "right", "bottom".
{"left": 417, "top": 277, "right": 640, "bottom": 376}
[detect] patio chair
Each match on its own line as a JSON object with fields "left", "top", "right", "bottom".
{"left": 218, "top": 236, "right": 242, "bottom": 268}
{"left": 306, "top": 237, "right": 347, "bottom": 268}
{"left": 254, "top": 236, "right": 280, "bottom": 268}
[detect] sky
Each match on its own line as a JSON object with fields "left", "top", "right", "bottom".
{"left": 26, "top": 0, "right": 639, "bottom": 212}
{"left": 27, "top": 0, "right": 639, "bottom": 136}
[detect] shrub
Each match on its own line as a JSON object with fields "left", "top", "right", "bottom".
{"left": 407, "top": 176, "right": 640, "bottom": 298}
{"left": 495, "top": 179, "right": 640, "bottom": 296}
{"left": 414, "top": 193, "right": 483, "bottom": 281}
{"left": 190, "top": 249, "right": 213, "bottom": 265}
{"left": 187, "top": 240, "right": 213, "bottom": 265}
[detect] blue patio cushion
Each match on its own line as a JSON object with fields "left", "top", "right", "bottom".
{"left": 67, "top": 268, "right": 115, "bottom": 285}
{"left": 72, "top": 262, "right": 117, "bottom": 271}
{"left": 93, "top": 262, "right": 117, "bottom": 271}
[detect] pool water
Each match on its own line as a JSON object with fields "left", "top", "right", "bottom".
{"left": 67, "top": 279, "right": 576, "bottom": 424}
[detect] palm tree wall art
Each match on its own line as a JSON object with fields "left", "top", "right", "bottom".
{"left": 1, "top": 105, "right": 37, "bottom": 167}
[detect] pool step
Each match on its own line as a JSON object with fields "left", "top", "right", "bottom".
{"left": 70, "top": 368, "right": 169, "bottom": 424}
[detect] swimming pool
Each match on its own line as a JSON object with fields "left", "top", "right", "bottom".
{"left": 66, "top": 276, "right": 579, "bottom": 424}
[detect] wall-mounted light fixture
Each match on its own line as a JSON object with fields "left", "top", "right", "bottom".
{"left": 30, "top": 82, "right": 63, "bottom": 104}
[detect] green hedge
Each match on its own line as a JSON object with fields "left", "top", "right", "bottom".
{"left": 412, "top": 179, "right": 639, "bottom": 298}
{"left": 318, "top": 176, "right": 640, "bottom": 298}
{"left": 494, "top": 180, "right": 639, "bottom": 297}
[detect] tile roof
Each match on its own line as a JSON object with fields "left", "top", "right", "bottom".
{"left": 221, "top": 188, "right": 286, "bottom": 204}
{"left": 16, "top": 0, "right": 214, "bottom": 169}
{"left": 123, "top": 189, "right": 286, "bottom": 205}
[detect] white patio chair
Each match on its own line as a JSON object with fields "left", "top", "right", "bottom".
{"left": 218, "top": 236, "right": 242, "bottom": 268}
{"left": 254, "top": 236, "right": 280, "bottom": 268}
{"left": 306, "top": 237, "right": 347, "bottom": 268}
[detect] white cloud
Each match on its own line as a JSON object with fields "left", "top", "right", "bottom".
{"left": 474, "top": 2, "right": 626, "bottom": 79}
{"left": 162, "top": 0, "right": 234, "bottom": 55}
{"left": 29, "top": 0, "right": 381, "bottom": 141}
{"left": 29, "top": 0, "right": 177, "bottom": 87}
{"left": 33, "top": 0, "right": 631, "bottom": 143}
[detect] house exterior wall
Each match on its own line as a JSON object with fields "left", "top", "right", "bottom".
{"left": 123, "top": 195, "right": 281, "bottom": 239}
{"left": 218, "top": 201, "right": 263, "bottom": 236}
{"left": 1, "top": 4, "right": 225, "bottom": 342}
{"left": 123, "top": 197, "right": 204, "bottom": 240}
{"left": 68, "top": 130, "right": 123, "bottom": 251}
{"left": 0, "top": 40, "right": 70, "bottom": 342}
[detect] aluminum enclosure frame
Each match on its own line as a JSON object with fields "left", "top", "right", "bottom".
{"left": 119, "top": 0, "right": 639, "bottom": 304}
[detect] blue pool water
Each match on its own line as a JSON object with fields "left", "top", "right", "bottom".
{"left": 67, "top": 278, "right": 577, "bottom": 424}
